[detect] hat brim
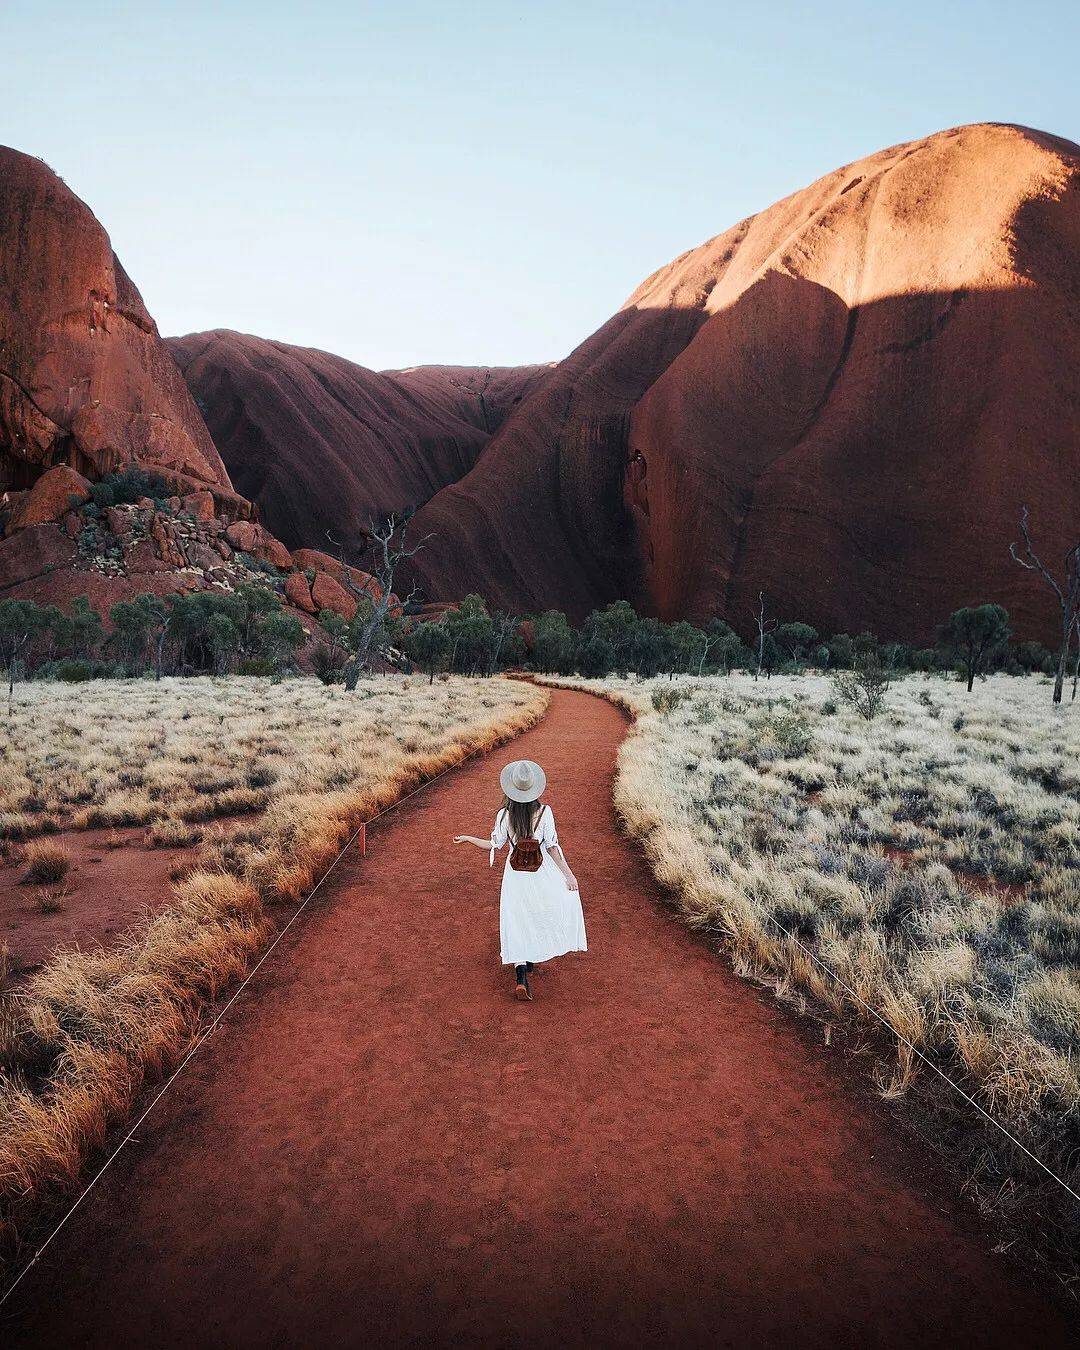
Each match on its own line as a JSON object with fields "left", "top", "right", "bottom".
{"left": 500, "top": 760, "right": 546, "bottom": 802}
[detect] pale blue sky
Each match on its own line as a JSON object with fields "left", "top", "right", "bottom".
{"left": 5, "top": 1, "right": 1077, "bottom": 369}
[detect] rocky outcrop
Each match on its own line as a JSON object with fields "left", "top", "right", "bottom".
{"left": 408, "top": 124, "right": 1080, "bottom": 642}
{"left": 6, "top": 465, "right": 92, "bottom": 531}
{"left": 0, "top": 147, "right": 241, "bottom": 512}
{"left": 167, "top": 330, "right": 551, "bottom": 553}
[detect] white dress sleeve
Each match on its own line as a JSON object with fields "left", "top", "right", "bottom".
{"left": 541, "top": 806, "right": 559, "bottom": 848}
{"left": 490, "top": 809, "right": 509, "bottom": 867}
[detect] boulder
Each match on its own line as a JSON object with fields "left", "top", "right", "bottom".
{"left": 105, "top": 505, "right": 134, "bottom": 538}
{"left": 310, "top": 571, "right": 357, "bottom": 622}
{"left": 0, "top": 523, "right": 77, "bottom": 591}
{"left": 225, "top": 520, "right": 258, "bottom": 552}
{"left": 180, "top": 490, "right": 217, "bottom": 522}
{"left": 223, "top": 519, "right": 290, "bottom": 568}
{"left": 284, "top": 569, "right": 316, "bottom": 614}
{"left": 6, "top": 465, "right": 93, "bottom": 532}
{"left": 252, "top": 530, "right": 293, "bottom": 571}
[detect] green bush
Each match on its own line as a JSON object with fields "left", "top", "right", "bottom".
{"left": 40, "top": 657, "right": 123, "bottom": 682}
{"left": 237, "top": 657, "right": 278, "bottom": 677}
{"left": 90, "top": 466, "right": 172, "bottom": 509}
{"left": 651, "top": 686, "right": 692, "bottom": 714}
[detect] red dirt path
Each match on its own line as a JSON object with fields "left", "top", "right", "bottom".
{"left": 6, "top": 689, "right": 1071, "bottom": 1347}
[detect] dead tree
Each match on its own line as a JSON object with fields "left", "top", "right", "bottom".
{"left": 326, "top": 516, "right": 431, "bottom": 690}
{"left": 752, "top": 591, "right": 777, "bottom": 682}
{"left": 1009, "top": 506, "right": 1080, "bottom": 704}
{"left": 487, "top": 612, "right": 518, "bottom": 675}
{"left": 1073, "top": 613, "right": 1080, "bottom": 702}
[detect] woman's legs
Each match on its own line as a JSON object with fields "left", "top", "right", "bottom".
{"left": 513, "top": 965, "right": 532, "bottom": 1000}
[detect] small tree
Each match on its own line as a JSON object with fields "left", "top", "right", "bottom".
{"left": 576, "top": 633, "right": 616, "bottom": 677}
{"left": 0, "top": 599, "right": 48, "bottom": 706}
{"left": 827, "top": 633, "right": 855, "bottom": 668}
{"left": 110, "top": 594, "right": 168, "bottom": 676}
{"left": 531, "top": 610, "right": 577, "bottom": 673}
{"left": 1073, "top": 614, "right": 1080, "bottom": 702}
{"left": 775, "top": 622, "right": 818, "bottom": 672}
{"left": 940, "top": 604, "right": 1011, "bottom": 692}
{"left": 833, "top": 654, "right": 891, "bottom": 721}
{"left": 259, "top": 610, "right": 305, "bottom": 670}
{"left": 582, "top": 601, "right": 639, "bottom": 672}
{"left": 752, "top": 591, "right": 777, "bottom": 681}
{"left": 328, "top": 516, "right": 428, "bottom": 689}
{"left": 1009, "top": 505, "right": 1080, "bottom": 704}
{"left": 443, "top": 596, "right": 494, "bottom": 675}
{"left": 404, "top": 620, "right": 452, "bottom": 683}
{"left": 53, "top": 595, "right": 105, "bottom": 661}
{"left": 207, "top": 612, "right": 241, "bottom": 676}
{"left": 486, "top": 612, "right": 519, "bottom": 675}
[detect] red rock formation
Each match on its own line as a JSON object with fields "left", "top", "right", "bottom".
{"left": 0, "top": 147, "right": 243, "bottom": 512}
{"left": 409, "top": 125, "right": 1080, "bottom": 642}
{"left": 6, "top": 465, "right": 92, "bottom": 531}
{"left": 0, "top": 148, "right": 353, "bottom": 636}
{"left": 166, "top": 330, "right": 551, "bottom": 554}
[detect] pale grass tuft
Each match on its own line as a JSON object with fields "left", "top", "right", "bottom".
{"left": 20, "top": 841, "right": 71, "bottom": 886}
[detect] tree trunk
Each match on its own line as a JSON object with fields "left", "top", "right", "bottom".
{"left": 1053, "top": 639, "right": 1066, "bottom": 704}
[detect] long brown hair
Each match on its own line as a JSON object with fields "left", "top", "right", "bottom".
{"left": 501, "top": 796, "right": 543, "bottom": 843}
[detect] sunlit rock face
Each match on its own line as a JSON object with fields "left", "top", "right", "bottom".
{"left": 0, "top": 146, "right": 240, "bottom": 508}
{"left": 409, "top": 124, "right": 1080, "bottom": 641}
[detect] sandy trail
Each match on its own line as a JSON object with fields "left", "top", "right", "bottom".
{"left": 6, "top": 688, "right": 1070, "bottom": 1347}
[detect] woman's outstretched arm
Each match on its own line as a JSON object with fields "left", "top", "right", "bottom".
{"left": 453, "top": 833, "right": 493, "bottom": 848}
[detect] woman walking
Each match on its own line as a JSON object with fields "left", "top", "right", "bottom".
{"left": 454, "top": 759, "right": 586, "bottom": 1000}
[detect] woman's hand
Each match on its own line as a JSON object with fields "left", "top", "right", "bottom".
{"left": 453, "top": 835, "right": 469, "bottom": 845}
{"left": 565, "top": 873, "right": 579, "bottom": 892}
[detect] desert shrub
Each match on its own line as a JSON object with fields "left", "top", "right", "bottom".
{"left": 21, "top": 841, "right": 71, "bottom": 885}
{"left": 651, "top": 686, "right": 692, "bottom": 714}
{"left": 146, "top": 817, "right": 204, "bottom": 849}
{"left": 311, "top": 638, "right": 348, "bottom": 685}
{"left": 832, "top": 656, "right": 891, "bottom": 721}
{"left": 39, "top": 658, "right": 122, "bottom": 682}
{"left": 237, "top": 658, "right": 277, "bottom": 677}
{"left": 89, "top": 466, "right": 171, "bottom": 509}
{"left": 755, "top": 704, "right": 813, "bottom": 757}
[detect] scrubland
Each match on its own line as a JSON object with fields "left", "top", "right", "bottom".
{"left": 0, "top": 675, "right": 547, "bottom": 1256}
{"left": 541, "top": 672, "right": 1080, "bottom": 1269}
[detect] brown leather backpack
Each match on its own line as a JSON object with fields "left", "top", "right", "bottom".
{"left": 508, "top": 805, "right": 545, "bottom": 872}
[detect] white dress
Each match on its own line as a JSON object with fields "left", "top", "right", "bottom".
{"left": 491, "top": 804, "right": 587, "bottom": 966}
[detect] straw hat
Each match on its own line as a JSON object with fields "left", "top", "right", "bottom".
{"left": 500, "top": 759, "right": 546, "bottom": 802}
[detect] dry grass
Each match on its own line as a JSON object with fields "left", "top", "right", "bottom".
{"left": 19, "top": 842, "right": 71, "bottom": 887}
{"left": 541, "top": 672, "right": 1080, "bottom": 1268}
{"left": 0, "top": 674, "right": 548, "bottom": 1260}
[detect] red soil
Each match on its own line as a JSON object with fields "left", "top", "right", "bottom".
{"left": 5, "top": 690, "right": 1069, "bottom": 1346}
{"left": 0, "top": 826, "right": 191, "bottom": 978}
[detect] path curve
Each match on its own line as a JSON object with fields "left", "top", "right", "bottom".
{"left": 7, "top": 688, "right": 1070, "bottom": 1347}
